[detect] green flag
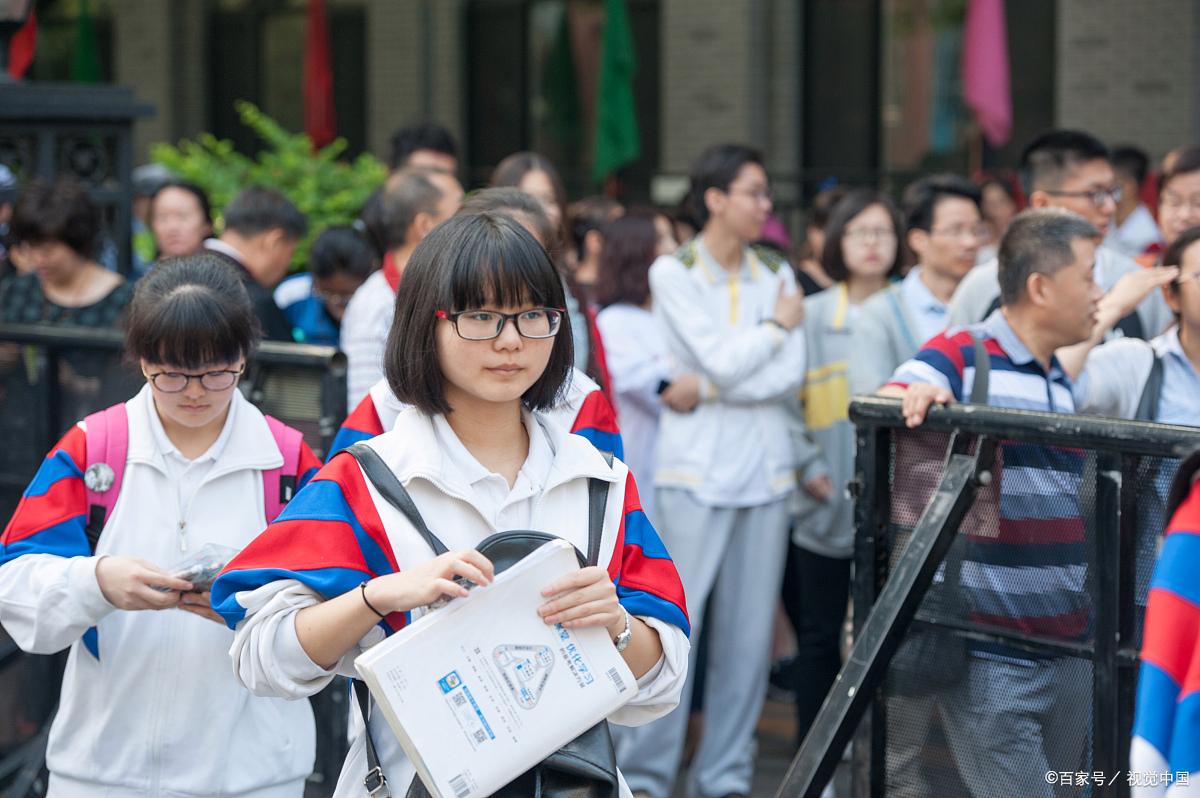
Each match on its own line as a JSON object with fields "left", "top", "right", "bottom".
{"left": 592, "top": 0, "right": 639, "bottom": 184}
{"left": 71, "top": 0, "right": 101, "bottom": 84}
{"left": 543, "top": 8, "right": 581, "bottom": 167}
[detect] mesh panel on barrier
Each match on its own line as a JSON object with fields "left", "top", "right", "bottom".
{"left": 875, "top": 426, "right": 1162, "bottom": 798}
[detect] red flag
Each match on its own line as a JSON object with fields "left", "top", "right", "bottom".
{"left": 961, "top": 0, "right": 1011, "bottom": 148}
{"left": 303, "top": 0, "right": 336, "bottom": 148}
{"left": 8, "top": 10, "right": 37, "bottom": 79}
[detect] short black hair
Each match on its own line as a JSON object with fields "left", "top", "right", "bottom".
{"left": 385, "top": 213, "right": 573, "bottom": 415}
{"left": 389, "top": 122, "right": 458, "bottom": 171}
{"left": 1018, "top": 129, "right": 1110, "bottom": 197}
{"left": 1160, "top": 146, "right": 1200, "bottom": 197}
{"left": 820, "top": 189, "right": 906, "bottom": 283}
{"left": 124, "top": 253, "right": 260, "bottom": 369}
{"left": 373, "top": 168, "right": 446, "bottom": 251}
{"left": 902, "top": 174, "right": 982, "bottom": 232}
{"left": 997, "top": 209, "right": 1102, "bottom": 306}
{"left": 10, "top": 178, "right": 101, "bottom": 258}
{"left": 308, "top": 226, "right": 378, "bottom": 281}
{"left": 149, "top": 180, "right": 213, "bottom": 226}
{"left": 1161, "top": 224, "right": 1200, "bottom": 271}
{"left": 594, "top": 208, "right": 661, "bottom": 307}
{"left": 568, "top": 196, "right": 623, "bottom": 262}
{"left": 686, "top": 143, "right": 765, "bottom": 228}
{"left": 457, "top": 187, "right": 557, "bottom": 256}
{"left": 1111, "top": 145, "right": 1150, "bottom": 187}
{"left": 222, "top": 186, "right": 307, "bottom": 240}
{"left": 808, "top": 185, "right": 848, "bottom": 230}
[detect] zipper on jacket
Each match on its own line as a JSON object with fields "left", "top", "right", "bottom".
{"left": 178, "top": 520, "right": 188, "bottom": 552}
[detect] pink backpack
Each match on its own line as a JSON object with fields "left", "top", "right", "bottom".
{"left": 80, "top": 403, "right": 303, "bottom": 551}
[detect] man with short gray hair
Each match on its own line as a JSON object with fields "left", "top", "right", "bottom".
{"left": 342, "top": 166, "right": 463, "bottom": 405}
{"left": 879, "top": 209, "right": 1104, "bottom": 797}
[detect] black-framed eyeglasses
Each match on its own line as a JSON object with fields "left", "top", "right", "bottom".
{"left": 435, "top": 308, "right": 566, "bottom": 341}
{"left": 144, "top": 367, "right": 244, "bottom": 393}
{"left": 1044, "top": 185, "right": 1123, "bottom": 208}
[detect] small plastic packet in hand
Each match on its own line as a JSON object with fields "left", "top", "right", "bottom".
{"left": 163, "top": 543, "right": 240, "bottom": 593}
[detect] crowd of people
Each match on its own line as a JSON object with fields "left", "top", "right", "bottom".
{"left": 0, "top": 120, "right": 1198, "bottom": 798}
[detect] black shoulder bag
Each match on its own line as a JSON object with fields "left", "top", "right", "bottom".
{"left": 887, "top": 333, "right": 988, "bottom": 697}
{"left": 345, "top": 443, "right": 620, "bottom": 798}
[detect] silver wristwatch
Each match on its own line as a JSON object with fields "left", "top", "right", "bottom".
{"left": 613, "top": 607, "right": 632, "bottom": 652}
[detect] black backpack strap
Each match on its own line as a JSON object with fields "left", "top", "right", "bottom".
{"left": 354, "top": 678, "right": 390, "bottom": 796}
{"left": 346, "top": 444, "right": 448, "bottom": 556}
{"left": 968, "top": 332, "right": 990, "bottom": 404}
{"left": 586, "top": 452, "right": 615, "bottom": 568}
{"left": 1135, "top": 353, "right": 1165, "bottom": 422}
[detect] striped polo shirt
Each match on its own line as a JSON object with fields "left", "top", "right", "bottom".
{"left": 887, "top": 309, "right": 1087, "bottom": 656}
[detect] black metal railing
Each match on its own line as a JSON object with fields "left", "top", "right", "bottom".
{"left": 0, "top": 323, "right": 349, "bottom": 798}
{"left": 777, "top": 397, "right": 1200, "bottom": 798}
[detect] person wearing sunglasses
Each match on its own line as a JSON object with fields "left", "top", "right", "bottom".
{"left": 0, "top": 254, "right": 324, "bottom": 797}
{"left": 949, "top": 129, "right": 1173, "bottom": 342}
{"left": 213, "top": 213, "right": 690, "bottom": 798}
{"left": 274, "top": 225, "right": 378, "bottom": 346}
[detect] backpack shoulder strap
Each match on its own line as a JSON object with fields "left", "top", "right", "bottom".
{"left": 586, "top": 452, "right": 615, "bottom": 568}
{"left": 884, "top": 283, "right": 920, "bottom": 354}
{"left": 1135, "top": 353, "right": 1165, "bottom": 422}
{"left": 262, "top": 415, "right": 304, "bottom": 524}
{"left": 345, "top": 443, "right": 449, "bottom": 556}
{"left": 967, "top": 332, "right": 990, "bottom": 405}
{"left": 83, "top": 403, "right": 129, "bottom": 553}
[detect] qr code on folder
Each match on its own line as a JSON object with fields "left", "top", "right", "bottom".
{"left": 438, "top": 671, "right": 495, "bottom": 750}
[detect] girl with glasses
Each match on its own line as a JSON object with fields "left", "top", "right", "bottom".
{"left": 213, "top": 213, "right": 690, "bottom": 798}
{"left": 787, "top": 189, "right": 905, "bottom": 755}
{"left": 0, "top": 253, "right": 323, "bottom": 798}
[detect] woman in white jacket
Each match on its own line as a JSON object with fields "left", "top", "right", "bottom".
{"left": 212, "top": 213, "right": 691, "bottom": 798}
{"left": 0, "top": 254, "right": 323, "bottom": 797}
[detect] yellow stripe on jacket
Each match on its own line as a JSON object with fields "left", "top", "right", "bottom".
{"left": 802, "top": 360, "right": 851, "bottom": 430}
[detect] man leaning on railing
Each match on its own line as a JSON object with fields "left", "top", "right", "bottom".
{"left": 877, "top": 208, "right": 1134, "bottom": 797}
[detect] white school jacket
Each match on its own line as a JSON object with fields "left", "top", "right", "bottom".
{"left": 216, "top": 407, "right": 691, "bottom": 798}
{"left": 649, "top": 237, "right": 807, "bottom": 507}
{"left": 0, "top": 386, "right": 316, "bottom": 798}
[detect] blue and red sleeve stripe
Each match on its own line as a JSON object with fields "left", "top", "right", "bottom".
{"left": 212, "top": 453, "right": 407, "bottom": 634}
{"left": 605, "top": 473, "right": 689, "bottom": 637}
{"left": 296, "top": 442, "right": 323, "bottom": 489}
{"left": 1, "top": 425, "right": 90, "bottom": 566}
{"left": 571, "top": 390, "right": 624, "bottom": 461}
{"left": 327, "top": 394, "right": 386, "bottom": 462}
{"left": 1133, "top": 480, "right": 1200, "bottom": 775}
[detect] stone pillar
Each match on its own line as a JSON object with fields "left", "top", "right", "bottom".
{"left": 1057, "top": 0, "right": 1199, "bottom": 161}
{"left": 113, "top": 0, "right": 207, "bottom": 163}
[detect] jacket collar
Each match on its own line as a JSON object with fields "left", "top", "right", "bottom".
{"left": 126, "top": 385, "right": 284, "bottom": 477}
{"left": 370, "top": 405, "right": 619, "bottom": 500}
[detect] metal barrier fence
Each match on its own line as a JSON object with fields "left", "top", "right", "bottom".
{"left": 0, "top": 323, "right": 349, "bottom": 798}
{"left": 777, "top": 397, "right": 1200, "bottom": 798}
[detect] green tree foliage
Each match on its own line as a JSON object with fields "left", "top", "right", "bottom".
{"left": 151, "top": 101, "right": 386, "bottom": 270}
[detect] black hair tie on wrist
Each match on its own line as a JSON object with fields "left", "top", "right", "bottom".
{"left": 360, "top": 581, "right": 386, "bottom": 619}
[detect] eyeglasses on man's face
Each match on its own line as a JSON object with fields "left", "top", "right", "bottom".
{"left": 144, "top": 367, "right": 244, "bottom": 393}
{"left": 929, "top": 223, "right": 989, "bottom": 241}
{"left": 1045, "top": 185, "right": 1123, "bottom": 209}
{"left": 436, "top": 308, "right": 566, "bottom": 341}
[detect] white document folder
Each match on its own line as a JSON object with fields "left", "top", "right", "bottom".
{"left": 355, "top": 539, "right": 636, "bottom": 798}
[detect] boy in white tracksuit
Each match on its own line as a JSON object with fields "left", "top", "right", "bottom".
{"left": 613, "top": 144, "right": 806, "bottom": 798}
